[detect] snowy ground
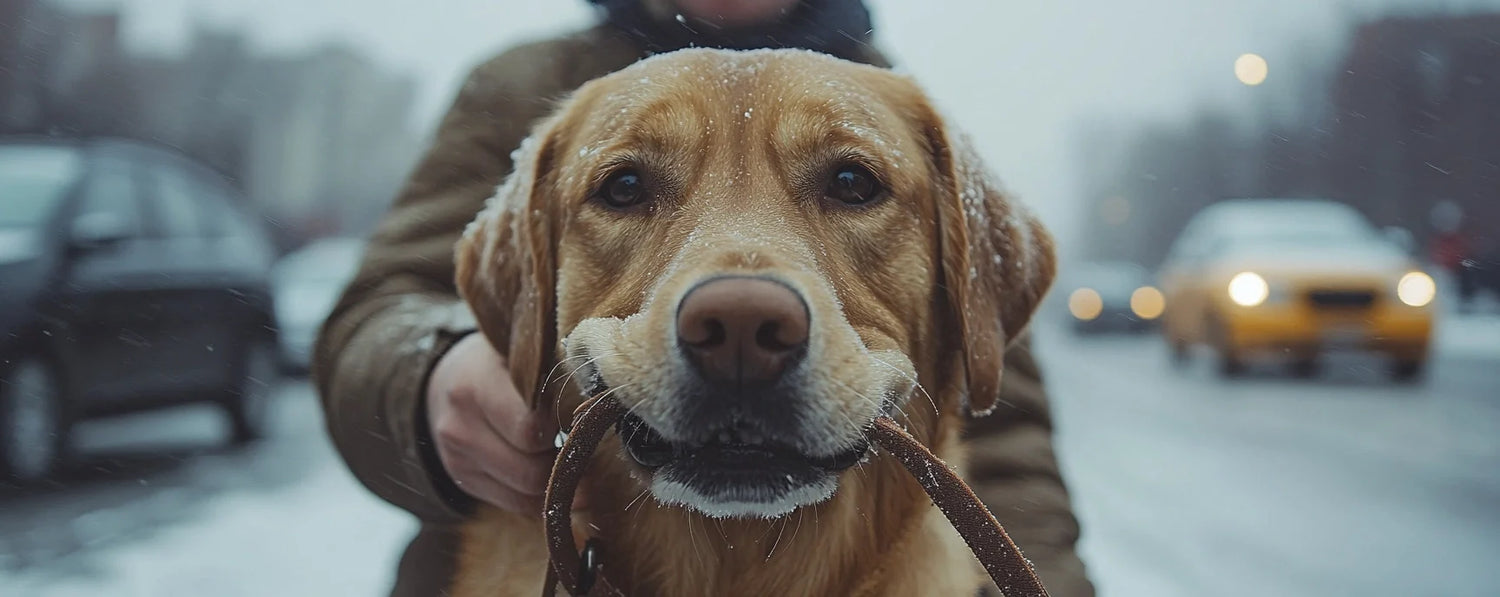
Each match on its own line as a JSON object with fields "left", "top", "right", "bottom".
{"left": 1050, "top": 310, "right": 1500, "bottom": 597}
{"left": 1, "top": 313, "right": 1496, "bottom": 596}
{"left": 0, "top": 384, "right": 415, "bottom": 597}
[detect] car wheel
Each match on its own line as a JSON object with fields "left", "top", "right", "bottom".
{"left": 224, "top": 340, "right": 277, "bottom": 445}
{"left": 1, "top": 357, "right": 68, "bottom": 483}
{"left": 1290, "top": 354, "right": 1321, "bottom": 379}
{"left": 1216, "top": 349, "right": 1246, "bottom": 378}
{"left": 1390, "top": 359, "right": 1426, "bottom": 383}
{"left": 1169, "top": 339, "right": 1190, "bottom": 367}
{"left": 1206, "top": 314, "right": 1243, "bottom": 378}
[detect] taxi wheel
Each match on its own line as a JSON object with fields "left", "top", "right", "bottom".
{"left": 1390, "top": 359, "right": 1426, "bottom": 383}
{"left": 1216, "top": 349, "right": 1246, "bottom": 378}
{"left": 1206, "top": 314, "right": 1244, "bottom": 378}
{"left": 1290, "top": 355, "right": 1321, "bottom": 379}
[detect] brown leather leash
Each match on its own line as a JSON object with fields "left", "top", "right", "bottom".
{"left": 540, "top": 394, "right": 1050, "bottom": 597}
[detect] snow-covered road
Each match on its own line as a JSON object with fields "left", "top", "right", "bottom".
{"left": 3, "top": 314, "right": 1497, "bottom": 596}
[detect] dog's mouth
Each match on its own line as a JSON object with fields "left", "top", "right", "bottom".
{"left": 618, "top": 412, "right": 868, "bottom": 472}
{"left": 616, "top": 411, "right": 869, "bottom": 518}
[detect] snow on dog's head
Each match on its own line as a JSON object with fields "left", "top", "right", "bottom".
{"left": 455, "top": 48, "right": 1055, "bottom": 518}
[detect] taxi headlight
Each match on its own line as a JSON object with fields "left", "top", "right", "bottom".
{"left": 1397, "top": 271, "right": 1435, "bottom": 307}
{"left": 1228, "top": 272, "right": 1269, "bottom": 307}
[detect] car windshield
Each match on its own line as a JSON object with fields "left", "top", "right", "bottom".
{"left": 0, "top": 145, "right": 82, "bottom": 228}
{"left": 1071, "top": 262, "right": 1148, "bottom": 292}
{"left": 1214, "top": 203, "right": 1379, "bottom": 249}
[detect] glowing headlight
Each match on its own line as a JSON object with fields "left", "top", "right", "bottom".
{"left": 1130, "top": 286, "right": 1166, "bottom": 320}
{"left": 1228, "top": 272, "right": 1269, "bottom": 307}
{"left": 1069, "top": 288, "right": 1103, "bottom": 321}
{"left": 1397, "top": 271, "right": 1436, "bottom": 307}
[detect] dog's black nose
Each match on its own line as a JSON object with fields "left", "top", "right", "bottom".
{"left": 677, "top": 277, "right": 809, "bottom": 387}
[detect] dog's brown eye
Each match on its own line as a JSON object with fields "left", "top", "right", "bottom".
{"left": 599, "top": 170, "right": 645, "bottom": 208}
{"left": 827, "top": 165, "right": 883, "bottom": 205}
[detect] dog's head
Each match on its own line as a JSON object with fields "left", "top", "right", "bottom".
{"left": 457, "top": 49, "right": 1054, "bottom": 520}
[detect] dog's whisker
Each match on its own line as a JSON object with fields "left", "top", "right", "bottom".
{"left": 544, "top": 352, "right": 622, "bottom": 409}
{"left": 555, "top": 352, "right": 616, "bottom": 396}
{"left": 788, "top": 508, "right": 806, "bottom": 550}
{"left": 624, "top": 487, "right": 651, "bottom": 512}
{"left": 687, "top": 514, "right": 707, "bottom": 570}
{"left": 754, "top": 515, "right": 779, "bottom": 544}
{"left": 560, "top": 382, "right": 633, "bottom": 430}
{"left": 828, "top": 377, "right": 912, "bottom": 428}
{"left": 869, "top": 354, "right": 938, "bottom": 418}
{"left": 830, "top": 405, "right": 867, "bottom": 445}
{"left": 548, "top": 352, "right": 622, "bottom": 424}
{"left": 850, "top": 454, "right": 872, "bottom": 485}
{"left": 540, "top": 353, "right": 601, "bottom": 393}
{"left": 712, "top": 518, "right": 729, "bottom": 545}
{"left": 629, "top": 488, "right": 656, "bottom": 526}
{"left": 765, "top": 516, "right": 790, "bottom": 561}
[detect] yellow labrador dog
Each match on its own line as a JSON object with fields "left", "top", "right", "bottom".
{"left": 454, "top": 48, "right": 1054, "bottom": 596}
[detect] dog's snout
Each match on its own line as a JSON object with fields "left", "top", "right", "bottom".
{"left": 677, "top": 277, "right": 809, "bottom": 386}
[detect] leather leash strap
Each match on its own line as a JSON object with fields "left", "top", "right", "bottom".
{"left": 540, "top": 395, "right": 1050, "bottom": 597}
{"left": 868, "top": 418, "right": 1049, "bottom": 597}
{"left": 541, "top": 395, "right": 624, "bottom": 597}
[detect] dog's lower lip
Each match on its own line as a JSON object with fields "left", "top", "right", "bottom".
{"left": 616, "top": 413, "right": 867, "bottom": 473}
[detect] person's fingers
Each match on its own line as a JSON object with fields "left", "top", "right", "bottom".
{"left": 469, "top": 371, "right": 556, "bottom": 455}
{"left": 448, "top": 379, "right": 555, "bottom": 457}
{"left": 443, "top": 416, "right": 553, "bottom": 497}
{"left": 433, "top": 419, "right": 551, "bottom": 515}
{"left": 447, "top": 461, "right": 543, "bottom": 516}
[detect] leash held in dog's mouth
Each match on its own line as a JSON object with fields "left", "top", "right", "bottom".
{"left": 616, "top": 410, "right": 868, "bottom": 519}
{"left": 616, "top": 411, "right": 868, "bottom": 471}
{"left": 541, "top": 393, "right": 1051, "bottom": 597}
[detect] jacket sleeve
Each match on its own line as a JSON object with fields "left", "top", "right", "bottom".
{"left": 312, "top": 48, "right": 565, "bottom": 524}
{"left": 965, "top": 334, "right": 1096, "bottom": 597}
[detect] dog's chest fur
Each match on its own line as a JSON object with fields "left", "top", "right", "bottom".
{"left": 450, "top": 426, "right": 983, "bottom": 597}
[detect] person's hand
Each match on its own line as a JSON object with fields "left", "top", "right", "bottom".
{"left": 426, "top": 333, "right": 558, "bottom": 516}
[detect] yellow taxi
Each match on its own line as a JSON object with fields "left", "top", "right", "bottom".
{"left": 1159, "top": 199, "right": 1435, "bottom": 380}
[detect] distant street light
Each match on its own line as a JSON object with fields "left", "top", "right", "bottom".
{"left": 1235, "top": 53, "right": 1269, "bottom": 86}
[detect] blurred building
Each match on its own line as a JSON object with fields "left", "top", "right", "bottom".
{"left": 1073, "top": 112, "right": 1260, "bottom": 268}
{"left": 1326, "top": 14, "right": 1500, "bottom": 252}
{"left": 244, "top": 45, "right": 421, "bottom": 242}
{"left": 0, "top": 0, "right": 140, "bottom": 136}
{"left": 1075, "top": 12, "right": 1500, "bottom": 268}
{"left": 0, "top": 0, "right": 422, "bottom": 251}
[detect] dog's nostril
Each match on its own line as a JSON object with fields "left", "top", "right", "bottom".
{"left": 676, "top": 276, "right": 810, "bottom": 386}
{"left": 680, "top": 315, "right": 726, "bottom": 347}
{"left": 755, "top": 321, "right": 796, "bottom": 352}
{"left": 699, "top": 319, "right": 727, "bottom": 348}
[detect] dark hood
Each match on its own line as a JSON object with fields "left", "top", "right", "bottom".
{"left": 588, "top": 0, "right": 876, "bottom": 61}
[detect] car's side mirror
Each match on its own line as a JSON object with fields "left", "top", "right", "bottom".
{"left": 70, "top": 212, "right": 131, "bottom": 252}
{"left": 1384, "top": 226, "right": 1416, "bottom": 255}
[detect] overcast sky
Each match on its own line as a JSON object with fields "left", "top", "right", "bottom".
{"left": 60, "top": 0, "right": 1500, "bottom": 245}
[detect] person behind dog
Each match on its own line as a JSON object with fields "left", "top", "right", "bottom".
{"left": 313, "top": 1, "right": 1094, "bottom": 594}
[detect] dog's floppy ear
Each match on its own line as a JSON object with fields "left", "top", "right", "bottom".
{"left": 455, "top": 117, "right": 562, "bottom": 411}
{"left": 924, "top": 113, "right": 1057, "bottom": 417}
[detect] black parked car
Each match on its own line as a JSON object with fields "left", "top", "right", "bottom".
{"left": 0, "top": 137, "right": 279, "bottom": 482}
